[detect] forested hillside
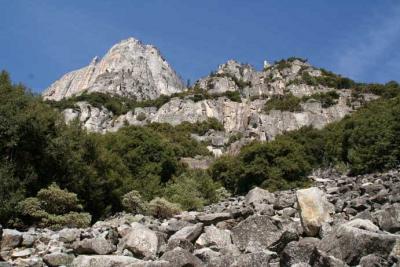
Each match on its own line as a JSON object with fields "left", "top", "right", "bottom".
{"left": 1, "top": 69, "right": 399, "bottom": 229}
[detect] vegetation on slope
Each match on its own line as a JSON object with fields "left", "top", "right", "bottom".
{"left": 2, "top": 68, "right": 400, "bottom": 230}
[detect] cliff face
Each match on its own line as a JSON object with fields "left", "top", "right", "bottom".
{"left": 45, "top": 38, "right": 377, "bottom": 155}
{"left": 42, "top": 38, "right": 184, "bottom": 101}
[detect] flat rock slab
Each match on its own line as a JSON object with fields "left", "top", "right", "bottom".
{"left": 231, "top": 215, "right": 283, "bottom": 252}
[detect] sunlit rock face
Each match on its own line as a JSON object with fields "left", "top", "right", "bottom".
{"left": 43, "top": 37, "right": 184, "bottom": 101}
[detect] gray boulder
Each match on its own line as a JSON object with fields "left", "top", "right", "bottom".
{"left": 231, "top": 215, "right": 283, "bottom": 252}
{"left": 1, "top": 229, "right": 22, "bottom": 251}
{"left": 318, "top": 220, "right": 400, "bottom": 265}
{"left": 43, "top": 252, "right": 75, "bottom": 267}
{"left": 72, "top": 255, "right": 142, "bottom": 267}
{"left": 245, "top": 187, "right": 276, "bottom": 211}
{"left": 160, "top": 247, "right": 203, "bottom": 267}
{"left": 197, "top": 213, "right": 231, "bottom": 225}
{"left": 73, "top": 237, "right": 116, "bottom": 255}
{"left": 169, "top": 223, "right": 203, "bottom": 243}
{"left": 122, "top": 222, "right": 158, "bottom": 259}
{"left": 280, "top": 237, "right": 320, "bottom": 267}
{"left": 373, "top": 204, "right": 400, "bottom": 233}
{"left": 195, "top": 225, "right": 232, "bottom": 249}
{"left": 59, "top": 228, "right": 81, "bottom": 243}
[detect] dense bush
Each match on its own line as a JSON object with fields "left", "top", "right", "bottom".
{"left": 264, "top": 93, "right": 303, "bottom": 113}
{"left": 18, "top": 184, "right": 91, "bottom": 229}
{"left": 164, "top": 171, "right": 220, "bottom": 210}
{"left": 302, "top": 91, "right": 340, "bottom": 108}
{"left": 148, "top": 197, "right": 181, "bottom": 219}
{"left": 122, "top": 190, "right": 147, "bottom": 214}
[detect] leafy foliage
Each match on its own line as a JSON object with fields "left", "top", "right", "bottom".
{"left": 18, "top": 184, "right": 91, "bottom": 229}
{"left": 264, "top": 93, "right": 303, "bottom": 113}
{"left": 148, "top": 197, "right": 181, "bottom": 219}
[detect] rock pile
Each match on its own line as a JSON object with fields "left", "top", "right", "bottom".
{"left": 1, "top": 168, "right": 400, "bottom": 266}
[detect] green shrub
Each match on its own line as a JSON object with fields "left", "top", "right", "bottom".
{"left": 122, "top": 190, "right": 147, "bottom": 214}
{"left": 264, "top": 94, "right": 303, "bottom": 113}
{"left": 136, "top": 112, "right": 147, "bottom": 121}
{"left": 148, "top": 197, "right": 181, "bottom": 219}
{"left": 164, "top": 171, "right": 220, "bottom": 210}
{"left": 18, "top": 184, "right": 91, "bottom": 229}
{"left": 215, "top": 187, "right": 231, "bottom": 201}
{"left": 302, "top": 91, "right": 340, "bottom": 108}
{"left": 36, "top": 183, "right": 83, "bottom": 215}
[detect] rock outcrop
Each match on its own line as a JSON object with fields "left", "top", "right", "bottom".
{"left": 43, "top": 37, "right": 184, "bottom": 101}
{"left": 50, "top": 47, "right": 377, "bottom": 157}
{"left": 2, "top": 168, "right": 400, "bottom": 266}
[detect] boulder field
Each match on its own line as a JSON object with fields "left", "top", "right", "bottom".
{"left": 1, "top": 168, "right": 400, "bottom": 266}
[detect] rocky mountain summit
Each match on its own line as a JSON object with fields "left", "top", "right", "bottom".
{"left": 1, "top": 169, "right": 400, "bottom": 266}
{"left": 43, "top": 38, "right": 184, "bottom": 101}
{"left": 43, "top": 38, "right": 377, "bottom": 156}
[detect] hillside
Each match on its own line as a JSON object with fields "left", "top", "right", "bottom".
{"left": 1, "top": 37, "right": 400, "bottom": 266}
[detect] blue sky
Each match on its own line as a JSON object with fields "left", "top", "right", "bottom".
{"left": 1, "top": 1, "right": 400, "bottom": 92}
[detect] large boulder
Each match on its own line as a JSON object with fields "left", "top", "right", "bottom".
{"left": 280, "top": 237, "right": 320, "bottom": 267}
{"left": 160, "top": 247, "right": 203, "bottom": 267}
{"left": 245, "top": 187, "right": 276, "bottom": 212}
{"left": 231, "top": 215, "right": 283, "bottom": 252}
{"left": 43, "top": 252, "right": 75, "bottom": 267}
{"left": 208, "top": 251, "right": 277, "bottom": 267}
{"left": 1, "top": 229, "right": 22, "bottom": 251}
{"left": 58, "top": 228, "right": 81, "bottom": 243}
{"left": 72, "top": 255, "right": 142, "bottom": 267}
{"left": 121, "top": 222, "right": 158, "bottom": 259}
{"left": 318, "top": 219, "right": 400, "bottom": 265}
{"left": 73, "top": 237, "right": 116, "bottom": 255}
{"left": 296, "top": 187, "right": 334, "bottom": 236}
{"left": 373, "top": 204, "right": 400, "bottom": 233}
{"left": 195, "top": 225, "right": 232, "bottom": 249}
{"left": 169, "top": 223, "right": 203, "bottom": 243}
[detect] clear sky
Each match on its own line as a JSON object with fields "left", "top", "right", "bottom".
{"left": 1, "top": 1, "right": 400, "bottom": 92}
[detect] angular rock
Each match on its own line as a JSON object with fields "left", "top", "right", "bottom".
{"left": 197, "top": 213, "right": 231, "bottom": 225}
{"left": 209, "top": 251, "right": 277, "bottom": 267}
{"left": 373, "top": 204, "right": 400, "bottom": 233}
{"left": 73, "top": 237, "right": 116, "bottom": 255}
{"left": 59, "top": 228, "right": 81, "bottom": 243}
{"left": 358, "top": 254, "right": 388, "bottom": 267}
{"left": 160, "top": 247, "right": 203, "bottom": 267}
{"left": 122, "top": 222, "right": 158, "bottom": 259}
{"left": 245, "top": 187, "right": 276, "bottom": 211}
{"left": 43, "top": 252, "right": 75, "bottom": 267}
{"left": 11, "top": 248, "right": 33, "bottom": 258}
{"left": 169, "top": 223, "right": 203, "bottom": 243}
{"left": 231, "top": 215, "right": 283, "bottom": 252}
{"left": 72, "top": 255, "right": 142, "bottom": 267}
{"left": 318, "top": 220, "right": 400, "bottom": 265}
{"left": 1, "top": 229, "right": 22, "bottom": 251}
{"left": 280, "top": 238, "right": 320, "bottom": 267}
{"left": 166, "top": 238, "right": 194, "bottom": 252}
{"left": 296, "top": 187, "right": 334, "bottom": 236}
{"left": 309, "top": 249, "right": 347, "bottom": 267}
{"left": 195, "top": 225, "right": 232, "bottom": 249}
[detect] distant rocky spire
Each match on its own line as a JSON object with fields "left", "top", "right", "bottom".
{"left": 42, "top": 37, "right": 184, "bottom": 101}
